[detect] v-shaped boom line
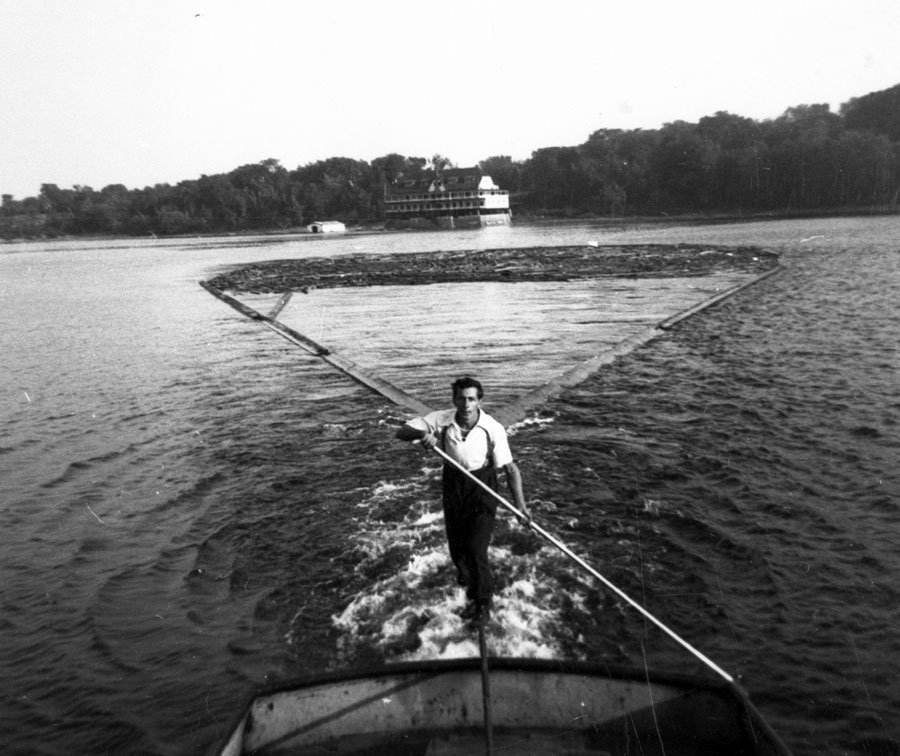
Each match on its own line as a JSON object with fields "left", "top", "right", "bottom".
{"left": 200, "top": 265, "right": 781, "bottom": 427}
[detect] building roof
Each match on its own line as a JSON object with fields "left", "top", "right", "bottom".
{"left": 388, "top": 167, "right": 500, "bottom": 196}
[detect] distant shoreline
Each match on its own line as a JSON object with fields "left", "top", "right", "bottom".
{"left": 206, "top": 244, "right": 780, "bottom": 295}
{"left": 2, "top": 206, "right": 895, "bottom": 245}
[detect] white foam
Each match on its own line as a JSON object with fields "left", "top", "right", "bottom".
{"left": 507, "top": 414, "right": 556, "bottom": 434}
{"left": 412, "top": 510, "right": 443, "bottom": 527}
{"left": 327, "top": 467, "right": 580, "bottom": 664}
{"left": 365, "top": 479, "right": 415, "bottom": 499}
{"left": 321, "top": 423, "right": 349, "bottom": 437}
{"left": 404, "top": 550, "right": 448, "bottom": 587}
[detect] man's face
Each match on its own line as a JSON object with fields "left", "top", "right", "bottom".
{"left": 453, "top": 387, "right": 481, "bottom": 423}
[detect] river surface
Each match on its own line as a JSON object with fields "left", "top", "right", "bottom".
{"left": 1, "top": 218, "right": 898, "bottom": 755}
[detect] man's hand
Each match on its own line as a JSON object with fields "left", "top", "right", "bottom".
{"left": 396, "top": 424, "right": 437, "bottom": 449}
{"left": 516, "top": 503, "right": 533, "bottom": 527}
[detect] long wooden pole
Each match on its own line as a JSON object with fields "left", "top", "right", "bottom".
{"left": 431, "top": 446, "right": 735, "bottom": 684}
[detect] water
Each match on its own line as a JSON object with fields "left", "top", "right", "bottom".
{"left": 1, "top": 219, "right": 898, "bottom": 755}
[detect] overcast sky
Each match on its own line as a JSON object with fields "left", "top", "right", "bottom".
{"left": 2, "top": 0, "right": 900, "bottom": 199}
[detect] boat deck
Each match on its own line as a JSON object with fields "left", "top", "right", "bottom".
{"left": 213, "top": 660, "right": 790, "bottom": 756}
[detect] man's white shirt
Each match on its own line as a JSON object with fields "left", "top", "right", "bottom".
{"left": 409, "top": 409, "right": 512, "bottom": 471}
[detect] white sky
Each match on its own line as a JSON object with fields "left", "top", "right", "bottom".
{"left": 2, "top": 0, "right": 900, "bottom": 199}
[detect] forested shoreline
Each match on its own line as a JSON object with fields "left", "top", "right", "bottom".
{"left": 3, "top": 84, "right": 899, "bottom": 240}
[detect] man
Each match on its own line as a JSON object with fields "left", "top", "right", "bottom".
{"left": 396, "top": 376, "right": 531, "bottom": 626}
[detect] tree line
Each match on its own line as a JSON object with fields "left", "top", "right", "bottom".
{"left": 3, "top": 84, "right": 899, "bottom": 239}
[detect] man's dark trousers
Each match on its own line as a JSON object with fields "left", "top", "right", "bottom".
{"left": 442, "top": 463, "right": 497, "bottom": 607}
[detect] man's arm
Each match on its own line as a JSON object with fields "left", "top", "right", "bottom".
{"left": 502, "top": 461, "right": 531, "bottom": 523}
{"left": 396, "top": 423, "right": 438, "bottom": 449}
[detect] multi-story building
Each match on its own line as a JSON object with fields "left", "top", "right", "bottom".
{"left": 384, "top": 167, "right": 511, "bottom": 229}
